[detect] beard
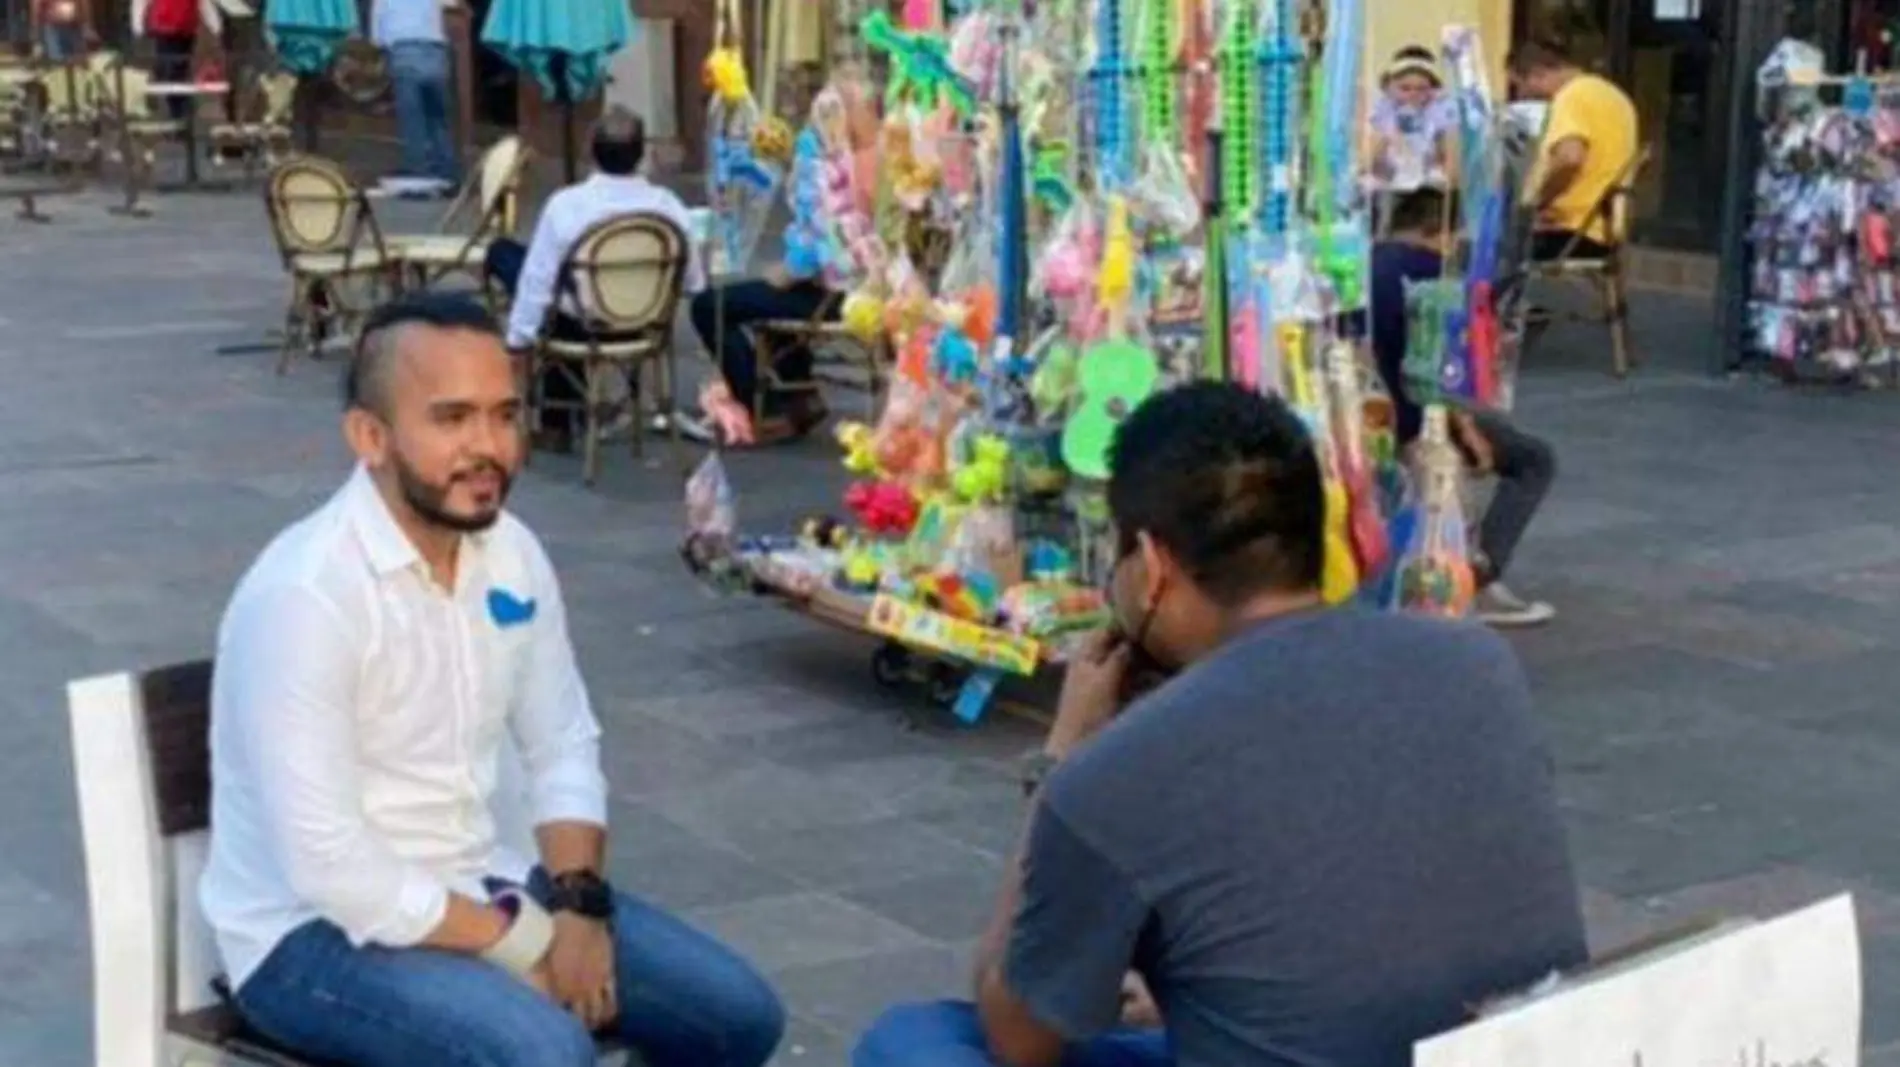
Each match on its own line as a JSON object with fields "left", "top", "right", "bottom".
{"left": 393, "top": 452, "right": 512, "bottom": 533}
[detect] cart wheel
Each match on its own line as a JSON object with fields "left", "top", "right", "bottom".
{"left": 871, "top": 643, "right": 911, "bottom": 689}
{"left": 927, "top": 664, "right": 966, "bottom": 708}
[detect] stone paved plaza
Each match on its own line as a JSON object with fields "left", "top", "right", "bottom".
{"left": 1, "top": 188, "right": 1898, "bottom": 1063}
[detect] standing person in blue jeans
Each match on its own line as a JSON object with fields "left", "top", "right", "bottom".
{"left": 199, "top": 293, "right": 784, "bottom": 1067}
{"left": 853, "top": 382, "right": 1586, "bottom": 1067}
{"left": 373, "top": 0, "right": 458, "bottom": 195}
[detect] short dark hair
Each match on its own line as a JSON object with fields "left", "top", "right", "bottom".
{"left": 592, "top": 106, "right": 646, "bottom": 176}
{"left": 1392, "top": 45, "right": 1436, "bottom": 65}
{"left": 346, "top": 292, "right": 500, "bottom": 415}
{"left": 1387, "top": 187, "right": 1456, "bottom": 236}
{"left": 1107, "top": 381, "right": 1324, "bottom": 602}
{"left": 1510, "top": 38, "right": 1571, "bottom": 74}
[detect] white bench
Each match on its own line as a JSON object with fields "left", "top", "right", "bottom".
{"left": 68, "top": 660, "right": 636, "bottom": 1066}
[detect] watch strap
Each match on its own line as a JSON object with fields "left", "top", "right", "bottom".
{"left": 481, "top": 889, "right": 555, "bottom": 981}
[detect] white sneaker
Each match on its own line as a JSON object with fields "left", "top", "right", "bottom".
{"left": 672, "top": 412, "right": 717, "bottom": 444}
{"left": 1475, "top": 583, "right": 1556, "bottom": 628}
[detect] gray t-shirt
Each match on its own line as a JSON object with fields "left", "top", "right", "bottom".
{"left": 1007, "top": 607, "right": 1587, "bottom": 1067}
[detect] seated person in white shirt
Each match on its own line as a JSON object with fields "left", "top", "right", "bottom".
{"left": 199, "top": 292, "right": 782, "bottom": 1067}
{"left": 485, "top": 106, "right": 705, "bottom": 452}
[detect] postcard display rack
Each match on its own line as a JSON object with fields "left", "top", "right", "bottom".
{"left": 1748, "top": 75, "right": 1900, "bottom": 385}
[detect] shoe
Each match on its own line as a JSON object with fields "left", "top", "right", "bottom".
{"left": 1475, "top": 583, "right": 1556, "bottom": 628}
{"left": 669, "top": 411, "right": 718, "bottom": 444}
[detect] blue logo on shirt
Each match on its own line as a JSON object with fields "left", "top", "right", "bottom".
{"left": 487, "top": 588, "right": 537, "bottom": 628}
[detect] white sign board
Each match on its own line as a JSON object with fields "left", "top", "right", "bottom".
{"left": 1416, "top": 895, "right": 1862, "bottom": 1067}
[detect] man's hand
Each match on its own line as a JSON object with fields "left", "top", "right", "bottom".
{"left": 1120, "top": 972, "right": 1162, "bottom": 1028}
{"left": 761, "top": 263, "right": 795, "bottom": 289}
{"left": 1045, "top": 629, "right": 1131, "bottom": 759}
{"left": 1451, "top": 412, "right": 1495, "bottom": 475}
{"left": 545, "top": 913, "right": 617, "bottom": 1030}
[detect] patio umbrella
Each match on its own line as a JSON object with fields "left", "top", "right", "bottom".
{"left": 482, "top": 0, "right": 633, "bottom": 182}
{"left": 264, "top": 0, "right": 357, "bottom": 76}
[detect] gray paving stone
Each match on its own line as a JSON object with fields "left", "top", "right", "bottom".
{"left": 841, "top": 869, "right": 1006, "bottom": 944}
{"left": 772, "top": 944, "right": 970, "bottom": 1037}
{"left": 650, "top": 764, "right": 902, "bottom": 846}
{"left": 719, "top": 815, "right": 999, "bottom": 894}
{"left": 607, "top": 835, "right": 803, "bottom": 915}
{"left": 682, "top": 892, "right": 929, "bottom": 973}
{"left": 772, "top": 1013, "right": 854, "bottom": 1067}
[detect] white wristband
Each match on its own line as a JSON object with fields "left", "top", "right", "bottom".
{"left": 481, "top": 890, "right": 555, "bottom": 981}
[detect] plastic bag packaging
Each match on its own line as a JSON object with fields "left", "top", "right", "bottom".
{"left": 681, "top": 453, "right": 742, "bottom": 588}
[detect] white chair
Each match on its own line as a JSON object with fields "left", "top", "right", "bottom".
{"left": 67, "top": 661, "right": 638, "bottom": 1066}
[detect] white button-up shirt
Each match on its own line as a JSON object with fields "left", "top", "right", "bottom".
{"left": 504, "top": 173, "right": 707, "bottom": 350}
{"left": 200, "top": 466, "right": 608, "bottom": 988}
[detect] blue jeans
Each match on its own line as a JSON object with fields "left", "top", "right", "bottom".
{"left": 233, "top": 874, "right": 785, "bottom": 1067}
{"left": 854, "top": 1000, "right": 1172, "bottom": 1067}
{"left": 386, "top": 40, "right": 457, "bottom": 185}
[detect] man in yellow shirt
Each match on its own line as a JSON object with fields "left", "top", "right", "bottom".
{"left": 1511, "top": 39, "right": 1638, "bottom": 260}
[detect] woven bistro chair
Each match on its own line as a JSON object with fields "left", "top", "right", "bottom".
{"left": 530, "top": 212, "right": 690, "bottom": 485}
{"left": 385, "top": 135, "right": 528, "bottom": 294}
{"left": 263, "top": 156, "right": 395, "bottom": 374}
{"left": 206, "top": 70, "right": 297, "bottom": 179}
{"left": 744, "top": 213, "right": 949, "bottom": 425}
{"left": 97, "top": 62, "right": 186, "bottom": 214}
{"left": 1521, "top": 144, "right": 1651, "bottom": 378}
{"left": 33, "top": 59, "right": 101, "bottom": 169}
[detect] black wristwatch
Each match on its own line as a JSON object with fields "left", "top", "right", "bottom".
{"left": 545, "top": 869, "right": 614, "bottom": 920}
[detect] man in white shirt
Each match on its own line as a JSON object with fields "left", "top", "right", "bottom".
{"left": 373, "top": 0, "right": 457, "bottom": 193}
{"left": 199, "top": 293, "right": 783, "bottom": 1067}
{"left": 485, "top": 106, "right": 705, "bottom": 450}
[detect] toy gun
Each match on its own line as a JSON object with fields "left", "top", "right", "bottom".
{"left": 1306, "top": 0, "right": 1368, "bottom": 313}
{"left": 1181, "top": 0, "right": 1215, "bottom": 187}
{"left": 1283, "top": 322, "right": 1358, "bottom": 603}
{"left": 862, "top": 10, "right": 978, "bottom": 118}
{"left": 1032, "top": 143, "right": 1076, "bottom": 212}
{"left": 1137, "top": 0, "right": 1176, "bottom": 154}
{"left": 1243, "top": 0, "right": 1301, "bottom": 394}
{"left": 1085, "top": 0, "right": 1134, "bottom": 191}
{"left": 1324, "top": 339, "right": 1388, "bottom": 577}
{"left": 1218, "top": 0, "right": 1259, "bottom": 383}
{"left": 1440, "top": 25, "right": 1501, "bottom": 405}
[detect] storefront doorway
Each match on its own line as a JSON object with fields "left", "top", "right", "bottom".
{"left": 1514, "top": 0, "right": 1734, "bottom": 251}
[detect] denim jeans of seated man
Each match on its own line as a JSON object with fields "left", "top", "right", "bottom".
{"left": 386, "top": 40, "right": 458, "bottom": 186}
{"left": 854, "top": 1000, "right": 1171, "bottom": 1067}
{"left": 232, "top": 868, "right": 786, "bottom": 1067}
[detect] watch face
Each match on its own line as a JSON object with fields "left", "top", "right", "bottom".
{"left": 551, "top": 872, "right": 615, "bottom": 918}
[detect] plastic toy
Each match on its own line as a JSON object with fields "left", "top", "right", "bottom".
{"left": 951, "top": 434, "right": 1010, "bottom": 502}
{"left": 862, "top": 10, "right": 978, "bottom": 117}
{"left": 836, "top": 421, "right": 880, "bottom": 475}
{"left": 845, "top": 481, "right": 922, "bottom": 537}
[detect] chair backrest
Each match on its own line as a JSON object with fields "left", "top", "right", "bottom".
{"left": 257, "top": 71, "right": 297, "bottom": 126}
{"left": 561, "top": 212, "right": 689, "bottom": 334}
{"left": 477, "top": 135, "right": 525, "bottom": 235}
{"left": 69, "top": 661, "right": 220, "bottom": 1067}
{"left": 35, "top": 62, "right": 95, "bottom": 117}
{"left": 103, "top": 62, "right": 157, "bottom": 122}
{"left": 265, "top": 155, "right": 361, "bottom": 257}
{"left": 1596, "top": 143, "right": 1652, "bottom": 249}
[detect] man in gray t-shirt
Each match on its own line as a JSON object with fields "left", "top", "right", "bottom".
{"left": 852, "top": 382, "right": 1587, "bottom": 1067}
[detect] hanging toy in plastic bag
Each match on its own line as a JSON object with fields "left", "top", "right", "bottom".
{"left": 703, "top": 34, "right": 780, "bottom": 278}
{"left": 1391, "top": 406, "right": 1475, "bottom": 617}
{"left": 681, "top": 452, "right": 744, "bottom": 589}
